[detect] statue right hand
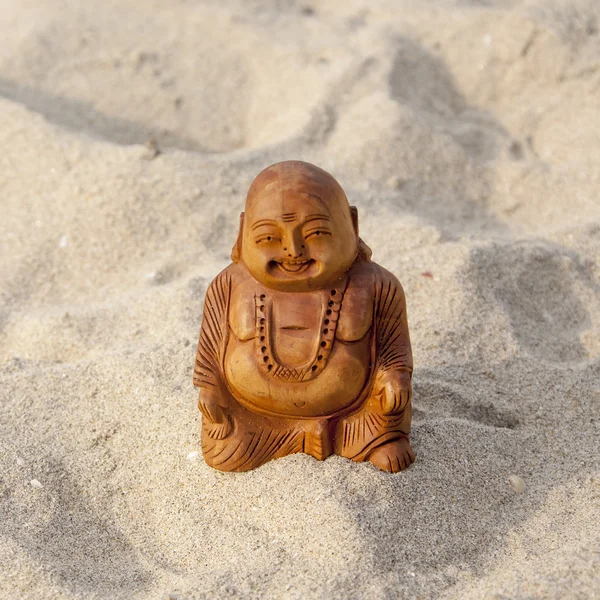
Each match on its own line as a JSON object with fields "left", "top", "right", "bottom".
{"left": 374, "top": 369, "right": 412, "bottom": 415}
{"left": 198, "top": 389, "right": 232, "bottom": 439}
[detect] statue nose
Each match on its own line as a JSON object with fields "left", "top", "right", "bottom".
{"left": 283, "top": 235, "right": 305, "bottom": 258}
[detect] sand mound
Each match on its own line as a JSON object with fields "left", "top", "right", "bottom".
{"left": 1, "top": 0, "right": 599, "bottom": 598}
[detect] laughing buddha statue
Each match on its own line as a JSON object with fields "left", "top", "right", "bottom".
{"left": 193, "top": 161, "right": 415, "bottom": 473}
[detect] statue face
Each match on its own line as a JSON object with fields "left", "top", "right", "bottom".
{"left": 241, "top": 186, "right": 359, "bottom": 292}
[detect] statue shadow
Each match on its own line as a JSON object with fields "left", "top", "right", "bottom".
{"left": 330, "top": 359, "right": 599, "bottom": 596}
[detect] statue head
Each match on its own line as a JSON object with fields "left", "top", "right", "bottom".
{"left": 232, "top": 161, "right": 370, "bottom": 291}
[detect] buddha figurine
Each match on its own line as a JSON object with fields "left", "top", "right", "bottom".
{"left": 193, "top": 161, "right": 414, "bottom": 473}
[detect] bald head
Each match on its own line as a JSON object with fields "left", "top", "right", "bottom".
{"left": 246, "top": 161, "right": 349, "bottom": 215}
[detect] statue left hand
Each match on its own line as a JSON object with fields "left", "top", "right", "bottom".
{"left": 375, "top": 369, "right": 412, "bottom": 415}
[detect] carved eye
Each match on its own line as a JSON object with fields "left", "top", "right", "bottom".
{"left": 256, "top": 234, "right": 280, "bottom": 245}
{"left": 305, "top": 229, "right": 331, "bottom": 239}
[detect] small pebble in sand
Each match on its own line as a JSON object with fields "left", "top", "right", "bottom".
{"left": 58, "top": 235, "right": 68, "bottom": 248}
{"left": 509, "top": 475, "right": 526, "bottom": 493}
{"left": 186, "top": 451, "right": 199, "bottom": 461}
{"left": 143, "top": 136, "right": 161, "bottom": 159}
{"left": 30, "top": 479, "right": 43, "bottom": 489}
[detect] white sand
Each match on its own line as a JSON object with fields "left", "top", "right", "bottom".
{"left": 1, "top": 0, "right": 599, "bottom": 598}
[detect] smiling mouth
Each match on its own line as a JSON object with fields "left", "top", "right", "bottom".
{"left": 276, "top": 259, "right": 314, "bottom": 274}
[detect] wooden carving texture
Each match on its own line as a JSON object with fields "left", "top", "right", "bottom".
{"left": 193, "top": 161, "right": 415, "bottom": 473}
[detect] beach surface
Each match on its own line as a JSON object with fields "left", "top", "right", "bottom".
{"left": 1, "top": 0, "right": 599, "bottom": 598}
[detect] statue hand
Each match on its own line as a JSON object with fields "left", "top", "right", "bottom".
{"left": 375, "top": 370, "right": 412, "bottom": 415}
{"left": 198, "top": 389, "right": 232, "bottom": 439}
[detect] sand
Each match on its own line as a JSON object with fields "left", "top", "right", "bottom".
{"left": 1, "top": 0, "right": 599, "bottom": 598}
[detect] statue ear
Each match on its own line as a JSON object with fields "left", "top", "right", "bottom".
{"left": 350, "top": 205, "right": 372, "bottom": 262}
{"left": 350, "top": 206, "right": 359, "bottom": 236}
{"left": 231, "top": 212, "right": 244, "bottom": 263}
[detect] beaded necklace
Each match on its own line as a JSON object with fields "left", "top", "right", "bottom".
{"left": 254, "top": 280, "right": 347, "bottom": 382}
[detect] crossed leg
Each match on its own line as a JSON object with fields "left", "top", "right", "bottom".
{"left": 201, "top": 398, "right": 334, "bottom": 472}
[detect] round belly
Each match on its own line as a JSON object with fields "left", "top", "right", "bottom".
{"left": 224, "top": 336, "right": 371, "bottom": 418}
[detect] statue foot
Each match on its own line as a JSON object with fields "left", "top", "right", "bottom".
{"left": 367, "top": 438, "right": 415, "bottom": 473}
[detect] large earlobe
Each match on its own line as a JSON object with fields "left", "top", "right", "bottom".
{"left": 350, "top": 206, "right": 359, "bottom": 236}
{"left": 350, "top": 206, "right": 372, "bottom": 262}
{"left": 231, "top": 212, "right": 245, "bottom": 263}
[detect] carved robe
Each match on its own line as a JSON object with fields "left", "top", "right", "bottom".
{"left": 193, "top": 258, "right": 413, "bottom": 472}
